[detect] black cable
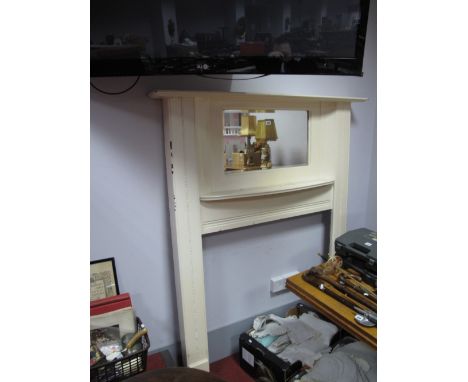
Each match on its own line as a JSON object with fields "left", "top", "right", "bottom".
{"left": 90, "top": 72, "right": 266, "bottom": 95}
{"left": 90, "top": 75, "right": 141, "bottom": 95}
{"left": 197, "top": 73, "right": 269, "bottom": 80}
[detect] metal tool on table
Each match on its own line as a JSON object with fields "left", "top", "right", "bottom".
{"left": 302, "top": 273, "right": 377, "bottom": 327}
{"left": 354, "top": 307, "right": 377, "bottom": 327}
{"left": 307, "top": 268, "right": 377, "bottom": 312}
{"left": 338, "top": 274, "right": 377, "bottom": 302}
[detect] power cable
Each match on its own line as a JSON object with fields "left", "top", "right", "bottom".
{"left": 197, "top": 73, "right": 269, "bottom": 80}
{"left": 90, "top": 75, "right": 141, "bottom": 95}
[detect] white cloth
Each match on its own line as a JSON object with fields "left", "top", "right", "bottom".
{"left": 250, "top": 312, "right": 338, "bottom": 367}
{"left": 274, "top": 312, "right": 338, "bottom": 366}
{"left": 252, "top": 315, "right": 288, "bottom": 338}
{"left": 267, "top": 334, "right": 291, "bottom": 354}
{"left": 277, "top": 342, "right": 329, "bottom": 367}
{"left": 300, "top": 341, "right": 377, "bottom": 382}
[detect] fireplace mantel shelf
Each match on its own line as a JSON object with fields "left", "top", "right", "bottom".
{"left": 149, "top": 89, "right": 367, "bottom": 103}
{"left": 200, "top": 179, "right": 334, "bottom": 201}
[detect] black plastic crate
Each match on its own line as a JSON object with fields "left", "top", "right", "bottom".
{"left": 91, "top": 317, "right": 150, "bottom": 382}
{"left": 239, "top": 332, "right": 302, "bottom": 382}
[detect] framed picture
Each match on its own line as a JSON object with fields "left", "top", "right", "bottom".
{"left": 90, "top": 257, "right": 120, "bottom": 301}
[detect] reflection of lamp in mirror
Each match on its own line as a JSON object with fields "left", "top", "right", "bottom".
{"left": 255, "top": 119, "right": 278, "bottom": 169}
{"left": 238, "top": 114, "right": 261, "bottom": 168}
{"left": 240, "top": 115, "right": 257, "bottom": 145}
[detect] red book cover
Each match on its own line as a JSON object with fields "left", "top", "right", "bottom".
{"left": 90, "top": 293, "right": 132, "bottom": 316}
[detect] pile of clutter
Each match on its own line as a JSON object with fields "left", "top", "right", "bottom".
{"left": 249, "top": 311, "right": 376, "bottom": 382}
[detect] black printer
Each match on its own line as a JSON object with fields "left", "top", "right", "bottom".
{"left": 334, "top": 228, "right": 377, "bottom": 287}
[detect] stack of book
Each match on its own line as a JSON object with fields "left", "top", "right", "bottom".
{"left": 90, "top": 293, "right": 136, "bottom": 338}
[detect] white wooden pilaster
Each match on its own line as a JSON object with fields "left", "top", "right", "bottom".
{"left": 163, "top": 98, "right": 209, "bottom": 370}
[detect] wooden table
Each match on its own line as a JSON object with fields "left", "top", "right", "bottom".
{"left": 286, "top": 271, "right": 377, "bottom": 349}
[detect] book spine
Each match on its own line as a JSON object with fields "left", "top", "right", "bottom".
{"left": 90, "top": 293, "right": 132, "bottom": 315}
{"left": 91, "top": 292, "right": 131, "bottom": 307}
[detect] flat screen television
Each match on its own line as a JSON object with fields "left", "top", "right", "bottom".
{"left": 91, "top": 0, "right": 370, "bottom": 77}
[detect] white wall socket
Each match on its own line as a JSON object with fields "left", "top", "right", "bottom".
{"left": 270, "top": 271, "right": 299, "bottom": 293}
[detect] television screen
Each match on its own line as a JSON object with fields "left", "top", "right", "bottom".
{"left": 91, "top": 0, "right": 369, "bottom": 77}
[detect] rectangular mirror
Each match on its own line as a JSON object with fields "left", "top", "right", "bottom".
{"left": 223, "top": 109, "right": 309, "bottom": 172}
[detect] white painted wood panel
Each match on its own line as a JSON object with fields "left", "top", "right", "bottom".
{"left": 162, "top": 98, "right": 210, "bottom": 371}
{"left": 314, "top": 102, "right": 351, "bottom": 251}
{"left": 149, "top": 90, "right": 367, "bottom": 103}
{"left": 201, "top": 184, "right": 333, "bottom": 234}
{"left": 152, "top": 90, "right": 364, "bottom": 370}
{"left": 199, "top": 179, "right": 333, "bottom": 201}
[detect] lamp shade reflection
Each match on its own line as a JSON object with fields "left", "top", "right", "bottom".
{"left": 240, "top": 115, "right": 257, "bottom": 136}
{"left": 255, "top": 119, "right": 278, "bottom": 142}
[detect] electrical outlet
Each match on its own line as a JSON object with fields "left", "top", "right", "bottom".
{"left": 270, "top": 271, "right": 299, "bottom": 293}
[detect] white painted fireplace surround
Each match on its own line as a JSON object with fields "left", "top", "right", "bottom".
{"left": 149, "top": 90, "right": 366, "bottom": 371}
